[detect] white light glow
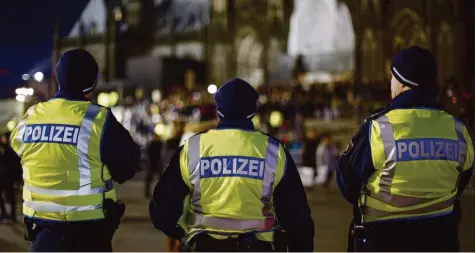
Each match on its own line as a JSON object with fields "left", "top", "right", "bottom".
{"left": 207, "top": 84, "right": 217, "bottom": 94}
{"left": 15, "top": 87, "right": 34, "bottom": 96}
{"left": 151, "top": 90, "right": 162, "bottom": 103}
{"left": 16, "top": 95, "right": 26, "bottom": 102}
{"left": 22, "top": 74, "right": 30, "bottom": 81}
{"left": 34, "top": 72, "right": 44, "bottom": 82}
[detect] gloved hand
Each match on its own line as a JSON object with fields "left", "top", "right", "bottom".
{"left": 166, "top": 236, "right": 181, "bottom": 252}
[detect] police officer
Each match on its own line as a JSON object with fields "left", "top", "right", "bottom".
{"left": 337, "top": 46, "right": 474, "bottom": 252}
{"left": 9, "top": 49, "right": 140, "bottom": 252}
{"left": 149, "top": 78, "right": 315, "bottom": 252}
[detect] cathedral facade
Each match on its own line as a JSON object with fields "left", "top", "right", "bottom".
{"left": 56, "top": 0, "right": 474, "bottom": 92}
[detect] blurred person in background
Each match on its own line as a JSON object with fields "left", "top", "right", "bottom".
{"left": 337, "top": 46, "right": 474, "bottom": 251}
{"left": 150, "top": 78, "right": 314, "bottom": 252}
{"left": 145, "top": 134, "right": 163, "bottom": 199}
{"left": 315, "top": 133, "right": 334, "bottom": 186}
{"left": 0, "top": 132, "right": 22, "bottom": 223}
{"left": 9, "top": 49, "right": 140, "bottom": 252}
{"left": 321, "top": 140, "right": 341, "bottom": 191}
{"left": 301, "top": 131, "right": 319, "bottom": 172}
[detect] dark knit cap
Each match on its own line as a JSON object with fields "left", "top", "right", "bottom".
{"left": 55, "top": 48, "right": 98, "bottom": 94}
{"left": 391, "top": 46, "right": 437, "bottom": 89}
{"left": 214, "top": 78, "right": 258, "bottom": 119}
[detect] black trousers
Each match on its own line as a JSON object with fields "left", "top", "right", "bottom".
{"left": 348, "top": 214, "right": 460, "bottom": 252}
{"left": 29, "top": 220, "right": 113, "bottom": 252}
{"left": 192, "top": 234, "right": 274, "bottom": 252}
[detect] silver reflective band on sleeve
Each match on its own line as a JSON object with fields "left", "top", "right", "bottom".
{"left": 16, "top": 105, "right": 36, "bottom": 156}
{"left": 24, "top": 200, "right": 102, "bottom": 213}
{"left": 375, "top": 115, "right": 397, "bottom": 202}
{"left": 261, "top": 137, "right": 279, "bottom": 218}
{"left": 188, "top": 134, "right": 203, "bottom": 213}
{"left": 455, "top": 120, "right": 467, "bottom": 170}
{"left": 77, "top": 104, "right": 102, "bottom": 193}
{"left": 24, "top": 183, "right": 106, "bottom": 196}
{"left": 190, "top": 214, "right": 271, "bottom": 231}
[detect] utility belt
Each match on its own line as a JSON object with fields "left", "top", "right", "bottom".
{"left": 24, "top": 198, "right": 125, "bottom": 242}
{"left": 188, "top": 232, "right": 275, "bottom": 252}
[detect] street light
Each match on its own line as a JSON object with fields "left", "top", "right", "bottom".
{"left": 15, "top": 87, "right": 34, "bottom": 96}
{"left": 22, "top": 74, "right": 30, "bottom": 81}
{"left": 16, "top": 95, "right": 26, "bottom": 102}
{"left": 34, "top": 72, "right": 44, "bottom": 82}
{"left": 207, "top": 84, "right": 217, "bottom": 94}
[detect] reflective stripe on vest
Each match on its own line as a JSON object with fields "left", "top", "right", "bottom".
{"left": 189, "top": 214, "right": 275, "bottom": 231}
{"left": 362, "top": 197, "right": 455, "bottom": 217}
{"left": 15, "top": 105, "right": 36, "bottom": 156}
{"left": 24, "top": 200, "right": 102, "bottom": 212}
{"left": 374, "top": 115, "right": 397, "bottom": 203}
{"left": 187, "top": 134, "right": 279, "bottom": 229}
{"left": 77, "top": 104, "right": 102, "bottom": 194}
{"left": 24, "top": 179, "right": 113, "bottom": 196}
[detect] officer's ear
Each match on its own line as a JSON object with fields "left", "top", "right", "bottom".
{"left": 400, "top": 83, "right": 411, "bottom": 93}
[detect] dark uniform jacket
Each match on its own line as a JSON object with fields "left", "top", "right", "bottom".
{"left": 149, "top": 119, "right": 315, "bottom": 252}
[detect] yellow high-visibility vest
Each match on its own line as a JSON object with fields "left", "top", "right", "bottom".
{"left": 179, "top": 129, "right": 286, "bottom": 243}
{"left": 10, "top": 99, "right": 117, "bottom": 221}
{"left": 361, "top": 108, "right": 474, "bottom": 223}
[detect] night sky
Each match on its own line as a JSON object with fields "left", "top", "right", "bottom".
{"left": 0, "top": 0, "right": 89, "bottom": 96}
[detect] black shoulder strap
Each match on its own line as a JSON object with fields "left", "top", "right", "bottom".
{"left": 363, "top": 107, "right": 391, "bottom": 124}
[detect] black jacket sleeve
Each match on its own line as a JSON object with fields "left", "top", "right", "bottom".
{"left": 274, "top": 149, "right": 315, "bottom": 252}
{"left": 457, "top": 168, "right": 474, "bottom": 200}
{"left": 100, "top": 109, "right": 140, "bottom": 184}
{"left": 149, "top": 146, "right": 189, "bottom": 239}
{"left": 336, "top": 120, "right": 375, "bottom": 204}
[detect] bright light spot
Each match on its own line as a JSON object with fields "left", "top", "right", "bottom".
{"left": 151, "top": 114, "right": 162, "bottom": 124}
{"left": 15, "top": 87, "right": 33, "bottom": 95}
{"left": 33, "top": 72, "right": 44, "bottom": 82}
{"left": 135, "top": 88, "right": 144, "bottom": 99}
{"left": 207, "top": 84, "right": 217, "bottom": 94}
{"left": 269, "top": 111, "right": 284, "bottom": 128}
{"left": 6, "top": 120, "right": 17, "bottom": 131}
{"left": 151, "top": 90, "right": 162, "bottom": 102}
{"left": 22, "top": 74, "right": 30, "bottom": 81}
{"left": 258, "top": 95, "right": 268, "bottom": 104}
{"left": 114, "top": 7, "right": 123, "bottom": 21}
{"left": 16, "top": 95, "right": 26, "bottom": 102}
{"left": 252, "top": 115, "right": 261, "bottom": 129}
{"left": 98, "top": 93, "right": 110, "bottom": 107}
{"left": 108, "top": 92, "right": 119, "bottom": 106}
{"left": 446, "top": 89, "right": 453, "bottom": 98}
{"left": 154, "top": 124, "right": 166, "bottom": 136}
{"left": 150, "top": 104, "right": 160, "bottom": 114}
{"left": 192, "top": 92, "right": 201, "bottom": 101}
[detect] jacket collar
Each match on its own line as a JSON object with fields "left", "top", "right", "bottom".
{"left": 388, "top": 89, "right": 441, "bottom": 110}
{"left": 216, "top": 118, "right": 255, "bottom": 131}
{"left": 53, "top": 90, "right": 89, "bottom": 101}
